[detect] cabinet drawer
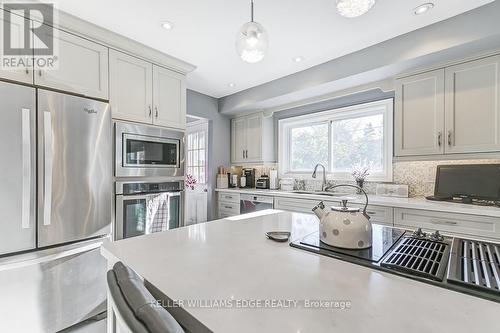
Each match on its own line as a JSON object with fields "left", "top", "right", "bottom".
{"left": 394, "top": 208, "right": 500, "bottom": 240}
{"left": 218, "top": 192, "right": 240, "bottom": 204}
{"left": 274, "top": 197, "right": 317, "bottom": 214}
{"left": 218, "top": 202, "right": 240, "bottom": 217}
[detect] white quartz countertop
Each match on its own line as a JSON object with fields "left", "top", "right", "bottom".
{"left": 101, "top": 210, "right": 500, "bottom": 333}
{"left": 216, "top": 188, "right": 500, "bottom": 217}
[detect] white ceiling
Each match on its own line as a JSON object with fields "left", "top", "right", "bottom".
{"left": 46, "top": 0, "right": 494, "bottom": 98}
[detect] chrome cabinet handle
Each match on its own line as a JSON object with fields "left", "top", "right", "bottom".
{"left": 431, "top": 219, "right": 458, "bottom": 226}
{"left": 447, "top": 131, "right": 452, "bottom": 146}
{"left": 148, "top": 106, "right": 152, "bottom": 117}
{"left": 155, "top": 106, "right": 158, "bottom": 118}
{"left": 437, "top": 132, "right": 442, "bottom": 147}
{"left": 25, "top": 69, "right": 29, "bottom": 75}
{"left": 224, "top": 205, "right": 233, "bottom": 209}
{"left": 38, "top": 70, "right": 42, "bottom": 77}
{"left": 43, "top": 111, "right": 53, "bottom": 226}
{"left": 21, "top": 108, "right": 33, "bottom": 229}
{"left": 242, "top": 150, "right": 245, "bottom": 159}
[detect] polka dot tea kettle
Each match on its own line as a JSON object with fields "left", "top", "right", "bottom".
{"left": 312, "top": 184, "right": 372, "bottom": 249}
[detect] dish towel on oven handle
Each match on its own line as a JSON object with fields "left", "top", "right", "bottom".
{"left": 146, "top": 193, "right": 170, "bottom": 234}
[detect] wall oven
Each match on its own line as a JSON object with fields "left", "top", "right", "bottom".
{"left": 115, "top": 121, "right": 185, "bottom": 178}
{"left": 115, "top": 180, "right": 184, "bottom": 240}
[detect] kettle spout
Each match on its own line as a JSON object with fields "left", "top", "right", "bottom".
{"left": 312, "top": 201, "right": 326, "bottom": 220}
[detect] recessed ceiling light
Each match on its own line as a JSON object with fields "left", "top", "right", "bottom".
{"left": 228, "top": 83, "right": 236, "bottom": 88}
{"left": 292, "top": 56, "right": 304, "bottom": 63}
{"left": 161, "top": 21, "right": 174, "bottom": 30}
{"left": 414, "top": 3, "right": 434, "bottom": 15}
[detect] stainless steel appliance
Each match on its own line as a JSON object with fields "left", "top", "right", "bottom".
{"left": 240, "top": 194, "right": 273, "bottom": 214}
{"left": 115, "top": 121, "right": 185, "bottom": 178}
{"left": 291, "top": 225, "right": 500, "bottom": 303}
{"left": 256, "top": 175, "right": 270, "bottom": 189}
{"left": 115, "top": 180, "right": 184, "bottom": 240}
{"left": 0, "top": 81, "right": 112, "bottom": 332}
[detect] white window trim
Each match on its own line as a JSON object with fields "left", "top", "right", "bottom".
{"left": 278, "top": 99, "right": 393, "bottom": 182}
{"left": 186, "top": 120, "right": 209, "bottom": 185}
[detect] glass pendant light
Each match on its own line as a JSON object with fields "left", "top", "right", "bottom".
{"left": 236, "top": 0, "right": 268, "bottom": 63}
{"left": 336, "top": 0, "right": 376, "bottom": 18}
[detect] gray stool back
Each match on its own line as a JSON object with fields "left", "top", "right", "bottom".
{"left": 107, "top": 262, "right": 185, "bottom": 333}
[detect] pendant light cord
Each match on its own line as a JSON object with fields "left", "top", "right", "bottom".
{"left": 251, "top": 0, "right": 254, "bottom": 22}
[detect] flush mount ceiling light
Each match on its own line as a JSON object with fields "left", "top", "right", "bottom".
{"left": 236, "top": 0, "right": 268, "bottom": 64}
{"left": 292, "top": 56, "right": 304, "bottom": 63}
{"left": 228, "top": 83, "right": 236, "bottom": 88}
{"left": 414, "top": 3, "right": 434, "bottom": 15}
{"left": 161, "top": 21, "right": 174, "bottom": 30}
{"left": 336, "top": 0, "right": 376, "bottom": 18}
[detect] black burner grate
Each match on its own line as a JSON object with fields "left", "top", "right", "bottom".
{"left": 447, "top": 239, "right": 500, "bottom": 293}
{"left": 381, "top": 236, "right": 450, "bottom": 281}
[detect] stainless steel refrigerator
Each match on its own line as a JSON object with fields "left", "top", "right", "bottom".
{"left": 0, "top": 81, "right": 112, "bottom": 332}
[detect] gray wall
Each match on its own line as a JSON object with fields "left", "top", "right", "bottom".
{"left": 187, "top": 89, "right": 231, "bottom": 220}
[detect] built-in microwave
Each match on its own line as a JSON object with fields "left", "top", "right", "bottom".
{"left": 115, "top": 121, "right": 185, "bottom": 178}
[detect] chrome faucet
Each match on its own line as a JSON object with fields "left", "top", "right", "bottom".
{"left": 312, "top": 163, "right": 327, "bottom": 192}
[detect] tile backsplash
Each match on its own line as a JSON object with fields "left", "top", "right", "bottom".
{"left": 235, "top": 159, "right": 500, "bottom": 197}
{"left": 392, "top": 159, "right": 500, "bottom": 197}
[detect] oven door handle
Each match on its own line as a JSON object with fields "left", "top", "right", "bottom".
{"left": 120, "top": 191, "right": 183, "bottom": 200}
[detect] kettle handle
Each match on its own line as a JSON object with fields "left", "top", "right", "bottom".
{"left": 326, "top": 184, "right": 369, "bottom": 216}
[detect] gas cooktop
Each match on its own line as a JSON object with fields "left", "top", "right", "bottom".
{"left": 290, "top": 225, "right": 500, "bottom": 303}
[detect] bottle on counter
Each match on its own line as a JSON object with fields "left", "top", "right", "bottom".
{"left": 240, "top": 172, "right": 247, "bottom": 188}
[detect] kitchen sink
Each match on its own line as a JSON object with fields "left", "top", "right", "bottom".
{"left": 291, "top": 191, "right": 353, "bottom": 197}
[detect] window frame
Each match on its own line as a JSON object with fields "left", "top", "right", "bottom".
{"left": 186, "top": 120, "right": 209, "bottom": 185}
{"left": 278, "top": 99, "right": 393, "bottom": 182}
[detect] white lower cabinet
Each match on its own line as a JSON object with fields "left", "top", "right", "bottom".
{"left": 394, "top": 208, "right": 500, "bottom": 240}
{"left": 218, "top": 192, "right": 240, "bottom": 218}
{"left": 274, "top": 197, "right": 317, "bottom": 214}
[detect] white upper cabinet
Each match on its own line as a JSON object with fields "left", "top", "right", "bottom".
{"left": 245, "top": 114, "right": 263, "bottom": 162}
{"left": 231, "top": 113, "right": 275, "bottom": 164}
{"left": 109, "top": 49, "right": 153, "bottom": 124}
{"left": 395, "top": 69, "right": 445, "bottom": 156}
{"left": 110, "top": 50, "right": 186, "bottom": 129}
{"left": 395, "top": 53, "right": 500, "bottom": 157}
{"left": 152, "top": 65, "right": 186, "bottom": 130}
{"left": 444, "top": 55, "right": 500, "bottom": 154}
{"left": 0, "top": 13, "right": 33, "bottom": 84}
{"left": 231, "top": 117, "right": 247, "bottom": 163}
{"left": 34, "top": 28, "right": 108, "bottom": 99}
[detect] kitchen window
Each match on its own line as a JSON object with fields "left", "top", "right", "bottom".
{"left": 278, "top": 99, "right": 393, "bottom": 181}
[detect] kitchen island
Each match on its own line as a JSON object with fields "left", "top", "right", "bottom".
{"left": 101, "top": 210, "right": 500, "bottom": 333}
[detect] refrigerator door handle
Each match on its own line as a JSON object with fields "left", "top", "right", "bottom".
{"left": 21, "top": 108, "right": 33, "bottom": 229}
{"left": 43, "top": 111, "right": 53, "bottom": 226}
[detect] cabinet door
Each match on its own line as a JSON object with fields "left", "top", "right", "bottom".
{"left": 395, "top": 70, "right": 445, "bottom": 156}
{"left": 445, "top": 55, "right": 500, "bottom": 154}
{"left": 34, "top": 28, "right": 108, "bottom": 99}
{"left": 231, "top": 118, "right": 246, "bottom": 163}
{"left": 109, "top": 50, "right": 153, "bottom": 124}
{"left": 0, "top": 13, "right": 33, "bottom": 84}
{"left": 152, "top": 65, "right": 186, "bottom": 129}
{"left": 245, "top": 114, "right": 262, "bottom": 162}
